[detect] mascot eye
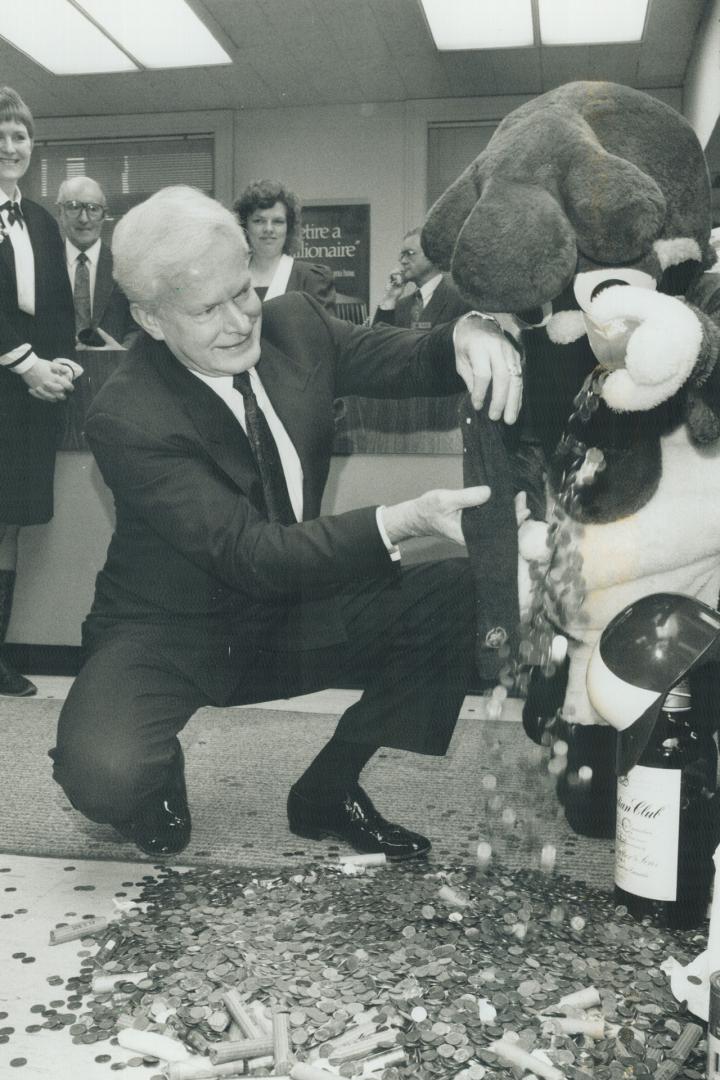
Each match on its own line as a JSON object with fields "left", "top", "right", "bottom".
{"left": 590, "top": 278, "right": 630, "bottom": 301}
{"left": 573, "top": 268, "right": 656, "bottom": 313}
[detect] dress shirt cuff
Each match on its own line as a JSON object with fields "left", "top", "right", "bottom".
{"left": 453, "top": 310, "right": 522, "bottom": 349}
{"left": 376, "top": 506, "right": 401, "bottom": 562}
{"left": 1, "top": 345, "right": 38, "bottom": 374}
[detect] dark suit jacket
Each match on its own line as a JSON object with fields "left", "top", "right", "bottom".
{"left": 0, "top": 199, "right": 76, "bottom": 523}
{"left": 285, "top": 258, "right": 336, "bottom": 312}
{"left": 373, "top": 274, "right": 471, "bottom": 329}
{"left": 84, "top": 293, "right": 465, "bottom": 702}
{"left": 0, "top": 199, "right": 75, "bottom": 359}
{"left": 91, "top": 242, "right": 139, "bottom": 347}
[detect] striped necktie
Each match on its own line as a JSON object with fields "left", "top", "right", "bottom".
{"left": 74, "top": 251, "right": 92, "bottom": 333}
{"left": 409, "top": 287, "right": 424, "bottom": 328}
{"left": 233, "top": 371, "right": 296, "bottom": 525}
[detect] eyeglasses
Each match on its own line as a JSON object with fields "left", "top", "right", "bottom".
{"left": 59, "top": 200, "right": 106, "bottom": 220}
{"left": 399, "top": 248, "right": 417, "bottom": 260}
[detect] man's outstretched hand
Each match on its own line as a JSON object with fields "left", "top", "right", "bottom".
{"left": 381, "top": 485, "right": 491, "bottom": 546}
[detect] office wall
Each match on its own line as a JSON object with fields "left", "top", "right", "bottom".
{"left": 684, "top": 0, "right": 720, "bottom": 150}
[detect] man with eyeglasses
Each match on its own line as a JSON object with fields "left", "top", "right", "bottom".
{"left": 372, "top": 227, "right": 471, "bottom": 329}
{"left": 57, "top": 176, "right": 138, "bottom": 350}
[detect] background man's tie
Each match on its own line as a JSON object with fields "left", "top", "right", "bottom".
{"left": 409, "top": 287, "right": 424, "bottom": 329}
{"left": 232, "top": 371, "right": 296, "bottom": 524}
{"left": 74, "top": 251, "right": 92, "bottom": 334}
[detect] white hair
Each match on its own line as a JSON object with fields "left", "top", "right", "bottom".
{"left": 111, "top": 185, "right": 248, "bottom": 308}
{"left": 57, "top": 175, "right": 105, "bottom": 205}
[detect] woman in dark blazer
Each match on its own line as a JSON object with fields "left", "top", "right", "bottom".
{"left": 234, "top": 178, "right": 336, "bottom": 311}
{"left": 0, "top": 87, "right": 77, "bottom": 696}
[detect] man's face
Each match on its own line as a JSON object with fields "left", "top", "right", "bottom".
{"left": 0, "top": 119, "right": 32, "bottom": 197}
{"left": 398, "top": 232, "right": 435, "bottom": 285}
{"left": 140, "top": 234, "right": 263, "bottom": 377}
{"left": 59, "top": 179, "right": 106, "bottom": 251}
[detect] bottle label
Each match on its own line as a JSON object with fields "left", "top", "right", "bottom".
{"left": 615, "top": 765, "right": 680, "bottom": 901}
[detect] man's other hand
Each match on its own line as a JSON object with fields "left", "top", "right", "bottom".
{"left": 381, "top": 485, "right": 491, "bottom": 546}
{"left": 454, "top": 313, "right": 523, "bottom": 423}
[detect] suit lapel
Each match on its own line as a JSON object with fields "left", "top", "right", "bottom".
{"left": 422, "top": 278, "right": 449, "bottom": 322}
{"left": 149, "top": 338, "right": 258, "bottom": 491}
{"left": 148, "top": 335, "right": 316, "bottom": 502}
{"left": 0, "top": 228, "right": 16, "bottom": 280}
{"left": 93, "top": 244, "right": 114, "bottom": 326}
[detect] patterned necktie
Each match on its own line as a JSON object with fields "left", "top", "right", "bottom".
{"left": 409, "top": 287, "right": 424, "bottom": 328}
{"left": 74, "top": 251, "right": 92, "bottom": 333}
{"left": 0, "top": 200, "right": 24, "bottom": 229}
{"left": 232, "top": 371, "right": 296, "bottom": 525}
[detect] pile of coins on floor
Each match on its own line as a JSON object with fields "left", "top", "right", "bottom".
{"left": 15, "top": 856, "right": 713, "bottom": 1078}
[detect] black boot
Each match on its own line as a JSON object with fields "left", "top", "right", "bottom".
{"left": 0, "top": 570, "right": 36, "bottom": 697}
{"left": 523, "top": 658, "right": 616, "bottom": 837}
{"left": 557, "top": 724, "right": 617, "bottom": 839}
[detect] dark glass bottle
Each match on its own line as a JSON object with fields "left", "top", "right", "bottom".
{"left": 614, "top": 679, "right": 718, "bottom": 930}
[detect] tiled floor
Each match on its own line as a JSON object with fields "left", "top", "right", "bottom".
{"left": 0, "top": 685, "right": 501, "bottom": 1078}
{"left": 0, "top": 853, "right": 160, "bottom": 1079}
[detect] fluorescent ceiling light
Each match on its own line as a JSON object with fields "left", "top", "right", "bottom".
{"left": 75, "top": 0, "right": 232, "bottom": 69}
{"left": 538, "top": 0, "right": 649, "bottom": 44}
{"left": 0, "top": 0, "right": 137, "bottom": 74}
{"left": 421, "top": 0, "right": 534, "bottom": 50}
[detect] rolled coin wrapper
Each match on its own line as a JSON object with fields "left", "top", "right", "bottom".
{"left": 487, "top": 1040, "right": 564, "bottom": 1080}
{"left": 49, "top": 917, "right": 108, "bottom": 944}
{"left": 221, "top": 990, "right": 264, "bottom": 1039}
{"left": 272, "top": 1004, "right": 292, "bottom": 1074}
{"left": 91, "top": 971, "right": 148, "bottom": 994}
{"left": 168, "top": 1063, "right": 278, "bottom": 1080}
{"left": 209, "top": 1037, "right": 274, "bottom": 1065}
{"left": 291, "top": 1065, "right": 339, "bottom": 1080}
{"left": 338, "top": 853, "right": 387, "bottom": 867}
{"left": 116, "top": 1028, "right": 190, "bottom": 1062}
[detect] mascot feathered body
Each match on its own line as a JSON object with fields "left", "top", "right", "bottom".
{"left": 423, "top": 82, "right": 720, "bottom": 837}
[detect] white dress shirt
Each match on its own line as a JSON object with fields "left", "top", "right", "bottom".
{"left": 192, "top": 365, "right": 305, "bottom": 523}
{"left": 0, "top": 187, "right": 34, "bottom": 317}
{"left": 417, "top": 272, "right": 443, "bottom": 308}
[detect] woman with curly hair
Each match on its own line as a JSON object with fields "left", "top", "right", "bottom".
{"left": 234, "top": 179, "right": 336, "bottom": 311}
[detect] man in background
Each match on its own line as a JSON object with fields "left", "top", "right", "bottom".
{"left": 57, "top": 175, "right": 137, "bottom": 349}
{"left": 372, "top": 226, "right": 471, "bottom": 328}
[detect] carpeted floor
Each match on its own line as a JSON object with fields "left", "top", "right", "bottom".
{"left": 0, "top": 696, "right": 616, "bottom": 887}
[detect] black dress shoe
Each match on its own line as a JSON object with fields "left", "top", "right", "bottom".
{"left": 115, "top": 790, "right": 192, "bottom": 856}
{"left": 0, "top": 656, "right": 37, "bottom": 697}
{"left": 287, "top": 784, "right": 431, "bottom": 860}
{"left": 115, "top": 756, "right": 191, "bottom": 856}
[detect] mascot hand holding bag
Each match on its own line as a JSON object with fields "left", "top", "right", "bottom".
{"left": 423, "top": 82, "right": 720, "bottom": 838}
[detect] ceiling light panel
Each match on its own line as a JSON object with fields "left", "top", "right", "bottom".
{"left": 538, "top": 0, "right": 649, "bottom": 45}
{"left": 421, "top": 0, "right": 534, "bottom": 50}
{"left": 0, "top": 0, "right": 137, "bottom": 74}
{"left": 75, "top": 0, "right": 232, "bottom": 68}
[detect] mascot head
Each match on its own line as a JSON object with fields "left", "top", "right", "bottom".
{"left": 422, "top": 82, "right": 714, "bottom": 318}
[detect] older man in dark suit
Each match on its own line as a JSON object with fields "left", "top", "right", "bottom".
{"left": 57, "top": 175, "right": 138, "bottom": 349}
{"left": 373, "top": 227, "right": 471, "bottom": 329}
{"left": 51, "top": 186, "right": 522, "bottom": 861}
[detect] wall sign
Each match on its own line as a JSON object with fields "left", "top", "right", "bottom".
{"left": 301, "top": 203, "right": 370, "bottom": 309}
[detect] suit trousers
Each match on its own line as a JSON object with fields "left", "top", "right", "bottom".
{"left": 51, "top": 558, "right": 476, "bottom": 824}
